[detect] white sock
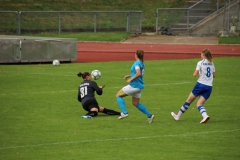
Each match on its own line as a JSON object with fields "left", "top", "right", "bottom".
{"left": 198, "top": 106, "right": 208, "bottom": 117}
{"left": 177, "top": 102, "right": 190, "bottom": 118}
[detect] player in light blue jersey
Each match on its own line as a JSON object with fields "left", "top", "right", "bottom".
{"left": 171, "top": 48, "right": 216, "bottom": 124}
{"left": 116, "top": 50, "right": 154, "bottom": 123}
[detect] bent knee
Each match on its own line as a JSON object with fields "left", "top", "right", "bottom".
{"left": 116, "top": 89, "right": 126, "bottom": 98}
{"left": 91, "top": 108, "right": 99, "bottom": 112}
{"left": 132, "top": 102, "right": 138, "bottom": 106}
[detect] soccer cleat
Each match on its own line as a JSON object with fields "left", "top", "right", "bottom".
{"left": 200, "top": 116, "right": 210, "bottom": 124}
{"left": 118, "top": 112, "right": 128, "bottom": 119}
{"left": 148, "top": 114, "right": 155, "bottom": 123}
{"left": 171, "top": 112, "right": 179, "bottom": 121}
{"left": 81, "top": 115, "right": 92, "bottom": 119}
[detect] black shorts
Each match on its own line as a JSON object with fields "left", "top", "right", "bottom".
{"left": 82, "top": 99, "right": 99, "bottom": 112}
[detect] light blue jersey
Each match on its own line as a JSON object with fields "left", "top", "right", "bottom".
{"left": 130, "top": 60, "right": 145, "bottom": 89}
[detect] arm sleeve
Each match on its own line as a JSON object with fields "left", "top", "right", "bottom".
{"left": 213, "top": 63, "right": 215, "bottom": 72}
{"left": 196, "top": 62, "right": 201, "bottom": 70}
{"left": 77, "top": 87, "right": 81, "bottom": 102}
{"left": 92, "top": 81, "right": 103, "bottom": 95}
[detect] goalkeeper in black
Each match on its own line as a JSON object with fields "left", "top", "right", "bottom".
{"left": 77, "top": 71, "right": 121, "bottom": 118}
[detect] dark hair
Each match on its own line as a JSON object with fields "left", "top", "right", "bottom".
{"left": 77, "top": 72, "right": 90, "bottom": 79}
{"left": 136, "top": 50, "right": 144, "bottom": 62}
{"left": 202, "top": 48, "right": 213, "bottom": 62}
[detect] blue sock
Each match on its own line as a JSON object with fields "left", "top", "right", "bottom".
{"left": 177, "top": 102, "right": 190, "bottom": 117}
{"left": 136, "top": 103, "right": 151, "bottom": 118}
{"left": 180, "top": 102, "right": 190, "bottom": 113}
{"left": 116, "top": 97, "right": 127, "bottom": 114}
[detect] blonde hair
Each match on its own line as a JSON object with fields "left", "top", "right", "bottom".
{"left": 202, "top": 48, "right": 213, "bottom": 62}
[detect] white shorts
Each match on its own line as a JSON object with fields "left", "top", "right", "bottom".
{"left": 122, "top": 85, "right": 142, "bottom": 98}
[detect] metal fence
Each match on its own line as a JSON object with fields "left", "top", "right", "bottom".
{"left": 0, "top": 11, "right": 142, "bottom": 34}
{"left": 156, "top": 0, "right": 239, "bottom": 35}
{"left": 0, "top": 11, "right": 18, "bottom": 34}
{"left": 0, "top": 36, "right": 77, "bottom": 63}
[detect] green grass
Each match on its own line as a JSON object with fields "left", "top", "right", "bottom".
{"left": 21, "top": 32, "right": 130, "bottom": 41}
{"left": 0, "top": 57, "right": 240, "bottom": 160}
{"left": 1, "top": 0, "right": 239, "bottom": 44}
{"left": 0, "top": 0, "right": 185, "bottom": 29}
{"left": 20, "top": 32, "right": 240, "bottom": 44}
{"left": 218, "top": 36, "right": 240, "bottom": 44}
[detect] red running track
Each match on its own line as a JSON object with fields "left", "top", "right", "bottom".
{"left": 74, "top": 42, "right": 240, "bottom": 62}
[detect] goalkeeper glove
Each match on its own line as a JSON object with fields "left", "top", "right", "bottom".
{"left": 99, "top": 84, "right": 105, "bottom": 89}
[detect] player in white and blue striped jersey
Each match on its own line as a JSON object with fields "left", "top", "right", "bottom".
{"left": 171, "top": 48, "right": 216, "bottom": 124}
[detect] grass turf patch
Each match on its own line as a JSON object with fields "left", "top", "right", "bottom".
{"left": 20, "top": 32, "right": 130, "bottom": 42}
{"left": 218, "top": 36, "right": 240, "bottom": 44}
{"left": 0, "top": 57, "right": 239, "bottom": 160}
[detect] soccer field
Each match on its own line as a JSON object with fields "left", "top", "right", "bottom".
{"left": 0, "top": 57, "right": 239, "bottom": 160}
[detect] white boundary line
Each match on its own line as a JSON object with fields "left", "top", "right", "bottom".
{"left": 0, "top": 82, "right": 191, "bottom": 96}
{"left": 0, "top": 73, "right": 75, "bottom": 77}
{"left": 0, "top": 129, "right": 239, "bottom": 150}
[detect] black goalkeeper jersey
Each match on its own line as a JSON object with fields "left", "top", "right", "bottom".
{"left": 78, "top": 80, "right": 103, "bottom": 104}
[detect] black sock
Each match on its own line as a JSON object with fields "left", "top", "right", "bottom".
{"left": 86, "top": 111, "right": 98, "bottom": 117}
{"left": 102, "top": 108, "right": 121, "bottom": 115}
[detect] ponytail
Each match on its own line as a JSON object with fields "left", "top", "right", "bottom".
{"left": 77, "top": 72, "right": 90, "bottom": 79}
{"left": 136, "top": 50, "right": 144, "bottom": 62}
{"left": 202, "top": 48, "right": 213, "bottom": 62}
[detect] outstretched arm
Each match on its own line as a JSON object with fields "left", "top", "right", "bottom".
{"left": 92, "top": 81, "right": 103, "bottom": 95}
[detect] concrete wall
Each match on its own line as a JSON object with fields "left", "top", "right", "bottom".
{"left": 179, "top": 0, "right": 240, "bottom": 36}
{"left": 0, "top": 35, "right": 77, "bottom": 63}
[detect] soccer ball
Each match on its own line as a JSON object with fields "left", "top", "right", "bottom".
{"left": 91, "top": 70, "right": 101, "bottom": 80}
{"left": 52, "top": 60, "right": 60, "bottom": 66}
